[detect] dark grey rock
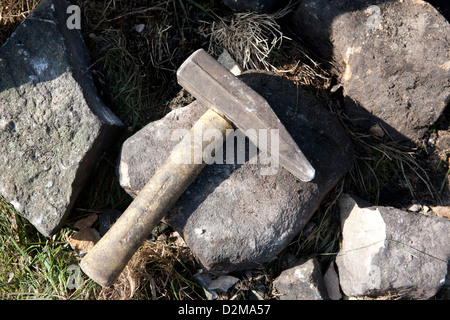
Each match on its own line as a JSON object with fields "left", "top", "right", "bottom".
{"left": 289, "top": 0, "right": 450, "bottom": 142}
{"left": 336, "top": 194, "right": 450, "bottom": 299}
{"left": 427, "top": 0, "right": 450, "bottom": 21}
{"left": 0, "top": 0, "right": 123, "bottom": 236}
{"left": 273, "top": 258, "right": 329, "bottom": 300}
{"left": 118, "top": 71, "right": 353, "bottom": 274}
{"left": 98, "top": 209, "right": 122, "bottom": 237}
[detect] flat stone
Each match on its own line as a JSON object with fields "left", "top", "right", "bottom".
{"left": 289, "top": 0, "right": 450, "bottom": 142}
{"left": 336, "top": 194, "right": 450, "bottom": 299}
{"left": 0, "top": 0, "right": 123, "bottom": 236}
{"left": 272, "top": 258, "right": 329, "bottom": 300}
{"left": 118, "top": 71, "right": 353, "bottom": 274}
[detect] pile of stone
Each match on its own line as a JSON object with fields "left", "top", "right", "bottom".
{"left": 272, "top": 194, "right": 450, "bottom": 300}
{"left": 0, "top": 0, "right": 448, "bottom": 300}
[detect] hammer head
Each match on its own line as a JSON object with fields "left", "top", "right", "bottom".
{"left": 177, "top": 49, "right": 315, "bottom": 182}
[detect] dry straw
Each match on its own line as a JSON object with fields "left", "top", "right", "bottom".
{"left": 205, "top": 6, "right": 294, "bottom": 71}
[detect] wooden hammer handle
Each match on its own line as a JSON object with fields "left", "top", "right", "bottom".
{"left": 80, "top": 109, "right": 232, "bottom": 287}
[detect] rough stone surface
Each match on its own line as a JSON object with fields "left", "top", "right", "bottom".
{"left": 207, "top": 275, "right": 240, "bottom": 293}
{"left": 336, "top": 194, "right": 450, "bottom": 299}
{"left": 0, "top": 0, "right": 123, "bottom": 236}
{"left": 272, "top": 259, "right": 329, "bottom": 300}
{"left": 289, "top": 0, "right": 449, "bottom": 142}
{"left": 118, "top": 71, "right": 353, "bottom": 274}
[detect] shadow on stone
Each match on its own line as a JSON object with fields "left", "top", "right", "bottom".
{"left": 286, "top": 0, "right": 449, "bottom": 143}
{"left": 118, "top": 71, "right": 354, "bottom": 274}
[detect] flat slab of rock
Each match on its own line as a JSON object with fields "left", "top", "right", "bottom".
{"left": 118, "top": 71, "right": 353, "bottom": 274}
{"left": 0, "top": 0, "right": 123, "bottom": 236}
{"left": 272, "top": 258, "right": 329, "bottom": 300}
{"left": 336, "top": 194, "right": 450, "bottom": 299}
{"left": 290, "top": 0, "right": 450, "bottom": 142}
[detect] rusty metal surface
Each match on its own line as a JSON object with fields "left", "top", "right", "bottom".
{"left": 177, "top": 49, "right": 315, "bottom": 182}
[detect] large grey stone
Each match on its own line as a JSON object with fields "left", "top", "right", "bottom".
{"left": 289, "top": 0, "right": 450, "bottom": 142}
{"left": 118, "top": 71, "right": 353, "bottom": 274}
{"left": 0, "top": 0, "right": 123, "bottom": 236}
{"left": 336, "top": 194, "right": 450, "bottom": 299}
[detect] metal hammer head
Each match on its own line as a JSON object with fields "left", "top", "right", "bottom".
{"left": 177, "top": 49, "right": 315, "bottom": 182}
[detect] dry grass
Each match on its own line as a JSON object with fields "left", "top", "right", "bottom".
{"left": 0, "top": 0, "right": 36, "bottom": 24}
{"left": 272, "top": 41, "right": 332, "bottom": 90}
{"left": 99, "top": 231, "right": 202, "bottom": 300}
{"left": 204, "top": 4, "right": 299, "bottom": 72}
{"left": 76, "top": 0, "right": 182, "bottom": 126}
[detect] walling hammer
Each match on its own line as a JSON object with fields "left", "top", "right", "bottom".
{"left": 80, "top": 49, "right": 315, "bottom": 287}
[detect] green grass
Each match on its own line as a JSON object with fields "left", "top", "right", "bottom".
{"left": 0, "top": 196, "right": 97, "bottom": 299}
